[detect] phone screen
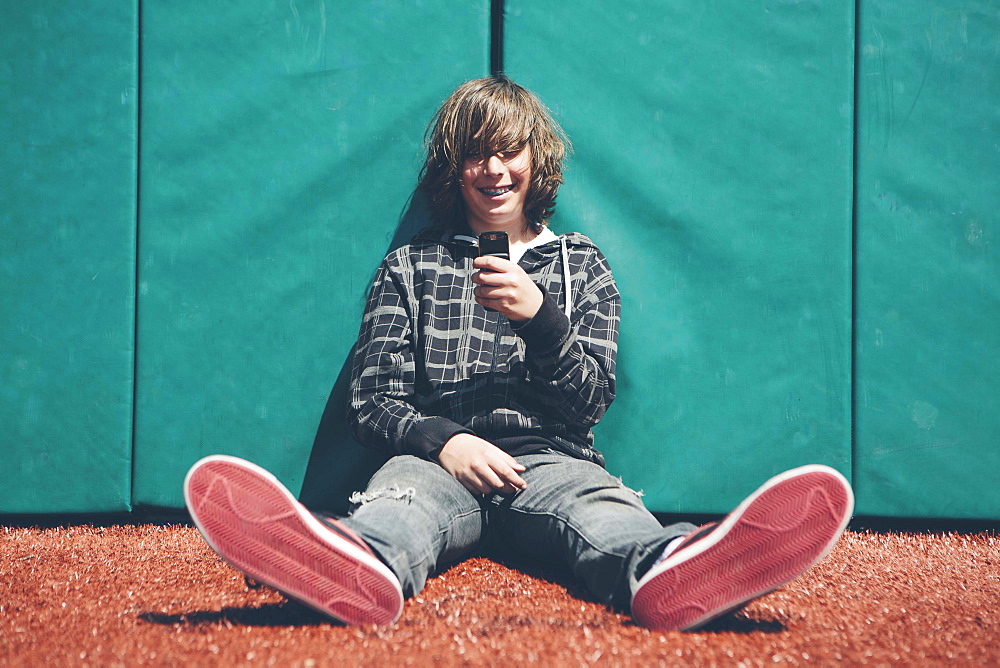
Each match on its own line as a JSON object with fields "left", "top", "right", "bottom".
{"left": 478, "top": 231, "right": 510, "bottom": 260}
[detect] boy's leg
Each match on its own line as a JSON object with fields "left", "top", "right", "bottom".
{"left": 340, "top": 454, "right": 486, "bottom": 599}
{"left": 488, "top": 452, "right": 696, "bottom": 611}
{"left": 490, "top": 455, "right": 853, "bottom": 632}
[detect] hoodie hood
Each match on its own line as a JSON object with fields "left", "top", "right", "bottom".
{"left": 411, "top": 226, "right": 598, "bottom": 267}
{"left": 410, "top": 226, "right": 597, "bottom": 320}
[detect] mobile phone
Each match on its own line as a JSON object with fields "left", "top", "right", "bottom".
{"left": 478, "top": 231, "right": 510, "bottom": 261}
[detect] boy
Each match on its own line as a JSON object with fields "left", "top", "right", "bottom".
{"left": 184, "top": 76, "right": 853, "bottom": 631}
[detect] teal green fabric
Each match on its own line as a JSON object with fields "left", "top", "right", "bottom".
{"left": 132, "top": 1, "right": 489, "bottom": 508}
{"left": 854, "top": 1, "right": 1000, "bottom": 518}
{"left": 0, "top": 3, "right": 137, "bottom": 512}
{"left": 505, "top": 2, "right": 855, "bottom": 513}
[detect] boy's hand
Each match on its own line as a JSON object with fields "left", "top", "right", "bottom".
{"left": 437, "top": 433, "right": 528, "bottom": 495}
{"left": 472, "top": 256, "right": 544, "bottom": 322}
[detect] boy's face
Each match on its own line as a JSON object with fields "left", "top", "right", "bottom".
{"left": 460, "top": 143, "right": 532, "bottom": 234}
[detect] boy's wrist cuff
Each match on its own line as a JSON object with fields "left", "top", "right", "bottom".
{"left": 405, "top": 417, "right": 473, "bottom": 460}
{"left": 511, "top": 288, "right": 570, "bottom": 351}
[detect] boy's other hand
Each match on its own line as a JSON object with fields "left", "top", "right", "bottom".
{"left": 472, "top": 256, "right": 544, "bottom": 322}
{"left": 437, "top": 433, "right": 528, "bottom": 495}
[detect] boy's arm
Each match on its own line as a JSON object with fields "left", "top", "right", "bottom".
{"left": 471, "top": 247, "right": 619, "bottom": 428}
{"left": 510, "top": 249, "right": 620, "bottom": 428}
{"left": 347, "top": 261, "right": 471, "bottom": 459}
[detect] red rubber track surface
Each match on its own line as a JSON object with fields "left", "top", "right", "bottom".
{"left": 2, "top": 524, "right": 997, "bottom": 665}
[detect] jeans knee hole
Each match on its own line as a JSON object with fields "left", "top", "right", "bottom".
{"left": 348, "top": 485, "right": 416, "bottom": 507}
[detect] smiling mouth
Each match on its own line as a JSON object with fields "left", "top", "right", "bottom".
{"left": 478, "top": 184, "right": 516, "bottom": 197}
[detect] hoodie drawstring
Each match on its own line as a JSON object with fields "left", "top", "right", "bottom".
{"left": 560, "top": 235, "right": 573, "bottom": 320}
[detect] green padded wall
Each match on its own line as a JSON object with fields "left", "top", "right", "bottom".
{"left": 133, "top": 2, "right": 489, "bottom": 508}
{"left": 506, "top": 2, "right": 855, "bottom": 513}
{"left": 4, "top": 3, "right": 996, "bottom": 519}
{"left": 1, "top": 3, "right": 137, "bottom": 512}
{"left": 854, "top": 2, "right": 1000, "bottom": 518}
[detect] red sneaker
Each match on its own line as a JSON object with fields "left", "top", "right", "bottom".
{"left": 631, "top": 464, "right": 853, "bottom": 631}
{"left": 184, "top": 455, "right": 403, "bottom": 625}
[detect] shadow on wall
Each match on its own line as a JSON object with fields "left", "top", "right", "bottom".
{"left": 298, "top": 190, "right": 433, "bottom": 516}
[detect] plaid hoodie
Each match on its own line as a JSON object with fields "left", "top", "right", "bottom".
{"left": 347, "top": 227, "right": 620, "bottom": 466}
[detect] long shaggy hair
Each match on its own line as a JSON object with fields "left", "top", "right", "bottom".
{"left": 418, "top": 76, "right": 569, "bottom": 229}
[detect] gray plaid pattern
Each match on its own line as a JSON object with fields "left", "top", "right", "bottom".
{"left": 348, "top": 228, "right": 619, "bottom": 463}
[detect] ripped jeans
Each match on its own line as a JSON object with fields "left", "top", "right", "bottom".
{"left": 340, "top": 451, "right": 696, "bottom": 611}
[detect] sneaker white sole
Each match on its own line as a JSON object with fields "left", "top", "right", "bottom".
{"left": 632, "top": 464, "right": 854, "bottom": 631}
{"left": 183, "top": 455, "right": 403, "bottom": 625}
